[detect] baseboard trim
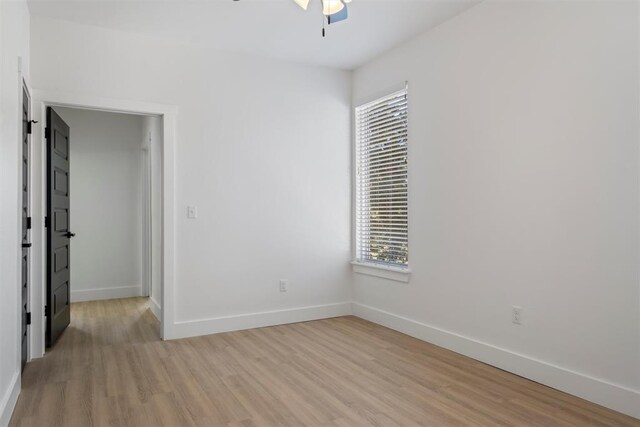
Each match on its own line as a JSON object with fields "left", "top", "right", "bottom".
{"left": 0, "top": 372, "right": 20, "bottom": 427}
{"left": 352, "top": 303, "right": 640, "bottom": 420}
{"left": 149, "top": 297, "right": 161, "bottom": 321}
{"left": 171, "top": 302, "right": 352, "bottom": 339}
{"left": 70, "top": 285, "right": 142, "bottom": 303}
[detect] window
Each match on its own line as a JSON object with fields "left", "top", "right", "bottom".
{"left": 355, "top": 87, "right": 408, "bottom": 270}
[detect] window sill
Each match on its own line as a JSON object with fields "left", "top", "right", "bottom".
{"left": 351, "top": 261, "right": 411, "bottom": 283}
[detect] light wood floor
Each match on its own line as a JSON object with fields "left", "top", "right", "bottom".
{"left": 10, "top": 298, "right": 639, "bottom": 427}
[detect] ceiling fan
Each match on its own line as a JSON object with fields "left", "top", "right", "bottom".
{"left": 292, "top": 0, "right": 352, "bottom": 36}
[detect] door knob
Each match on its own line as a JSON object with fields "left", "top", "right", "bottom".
{"left": 65, "top": 232, "right": 76, "bottom": 238}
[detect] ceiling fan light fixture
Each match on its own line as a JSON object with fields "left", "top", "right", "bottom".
{"left": 328, "top": 4, "right": 348, "bottom": 24}
{"left": 293, "top": 0, "right": 310, "bottom": 10}
{"left": 322, "top": 0, "right": 344, "bottom": 16}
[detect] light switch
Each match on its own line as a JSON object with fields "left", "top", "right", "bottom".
{"left": 187, "top": 206, "right": 198, "bottom": 219}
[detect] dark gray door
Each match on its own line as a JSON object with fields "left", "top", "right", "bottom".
{"left": 21, "top": 85, "right": 31, "bottom": 369}
{"left": 46, "top": 107, "right": 72, "bottom": 347}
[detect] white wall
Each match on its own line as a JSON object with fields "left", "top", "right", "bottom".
{"left": 142, "top": 115, "right": 163, "bottom": 319}
{"left": 352, "top": 0, "right": 640, "bottom": 418}
{"left": 54, "top": 107, "right": 145, "bottom": 302}
{"left": 0, "top": 0, "right": 30, "bottom": 425}
{"left": 30, "top": 17, "right": 352, "bottom": 337}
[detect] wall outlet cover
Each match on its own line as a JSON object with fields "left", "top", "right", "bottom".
{"left": 512, "top": 306, "right": 522, "bottom": 325}
{"left": 187, "top": 206, "right": 198, "bottom": 219}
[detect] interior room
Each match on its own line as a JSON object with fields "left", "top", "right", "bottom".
{"left": 0, "top": 0, "right": 638, "bottom": 425}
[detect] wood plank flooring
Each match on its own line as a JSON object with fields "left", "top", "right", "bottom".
{"left": 10, "top": 297, "right": 640, "bottom": 426}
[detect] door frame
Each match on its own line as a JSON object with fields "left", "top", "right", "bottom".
{"left": 29, "top": 91, "right": 177, "bottom": 358}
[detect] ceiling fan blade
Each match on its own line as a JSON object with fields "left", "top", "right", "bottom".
{"left": 293, "top": 0, "right": 310, "bottom": 10}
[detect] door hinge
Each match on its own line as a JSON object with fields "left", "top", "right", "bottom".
{"left": 44, "top": 305, "right": 49, "bottom": 317}
{"left": 26, "top": 217, "right": 32, "bottom": 229}
{"left": 44, "top": 216, "right": 49, "bottom": 228}
{"left": 44, "top": 127, "right": 50, "bottom": 139}
{"left": 26, "top": 312, "right": 31, "bottom": 325}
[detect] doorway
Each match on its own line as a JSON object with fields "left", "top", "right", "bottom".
{"left": 27, "top": 92, "right": 176, "bottom": 359}
{"left": 44, "top": 106, "right": 164, "bottom": 347}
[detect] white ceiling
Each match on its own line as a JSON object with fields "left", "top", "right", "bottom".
{"left": 27, "top": 0, "right": 479, "bottom": 69}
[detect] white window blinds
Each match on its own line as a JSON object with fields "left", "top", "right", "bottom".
{"left": 355, "top": 87, "right": 408, "bottom": 267}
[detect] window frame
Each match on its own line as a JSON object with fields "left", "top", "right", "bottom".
{"left": 352, "top": 85, "right": 410, "bottom": 282}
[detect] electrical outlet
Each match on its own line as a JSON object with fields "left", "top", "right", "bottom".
{"left": 512, "top": 306, "right": 522, "bottom": 325}
{"left": 187, "top": 206, "right": 198, "bottom": 219}
{"left": 279, "top": 280, "right": 289, "bottom": 292}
